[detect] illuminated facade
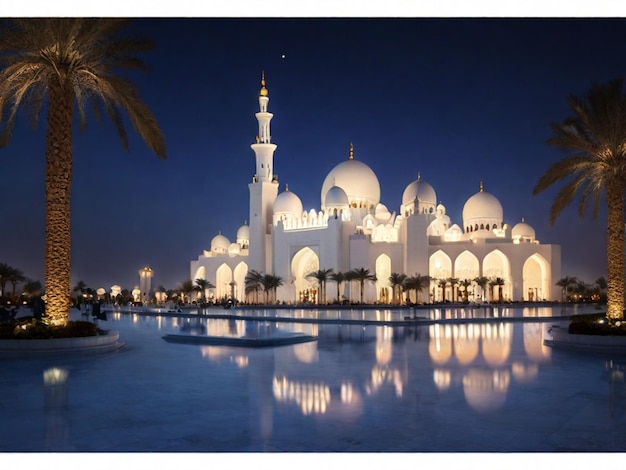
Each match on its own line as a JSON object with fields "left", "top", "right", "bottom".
{"left": 190, "top": 76, "right": 561, "bottom": 303}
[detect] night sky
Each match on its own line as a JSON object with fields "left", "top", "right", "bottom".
{"left": 1, "top": 13, "right": 625, "bottom": 292}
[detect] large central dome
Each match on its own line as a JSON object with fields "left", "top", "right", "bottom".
{"left": 321, "top": 145, "right": 380, "bottom": 210}
{"left": 462, "top": 183, "right": 503, "bottom": 232}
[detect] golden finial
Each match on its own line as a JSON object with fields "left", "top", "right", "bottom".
{"left": 479, "top": 181, "right": 484, "bottom": 192}
{"left": 417, "top": 172, "right": 421, "bottom": 182}
{"left": 256, "top": 135, "right": 260, "bottom": 143}
{"left": 349, "top": 142, "right": 354, "bottom": 160}
{"left": 285, "top": 184, "right": 289, "bottom": 192}
{"left": 260, "top": 71, "right": 268, "bottom": 96}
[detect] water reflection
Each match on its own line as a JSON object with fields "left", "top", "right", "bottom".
{"left": 43, "top": 367, "right": 69, "bottom": 449}
{"left": 112, "top": 306, "right": 576, "bottom": 420}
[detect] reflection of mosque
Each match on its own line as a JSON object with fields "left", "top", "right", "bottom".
{"left": 189, "top": 311, "right": 555, "bottom": 440}
{"left": 190, "top": 75, "right": 561, "bottom": 304}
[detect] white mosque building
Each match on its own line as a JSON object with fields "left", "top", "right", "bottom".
{"left": 190, "top": 75, "right": 561, "bottom": 304}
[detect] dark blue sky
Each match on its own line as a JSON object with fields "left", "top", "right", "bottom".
{"left": 1, "top": 17, "right": 625, "bottom": 291}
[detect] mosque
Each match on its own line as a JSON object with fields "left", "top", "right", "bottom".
{"left": 190, "top": 75, "right": 561, "bottom": 304}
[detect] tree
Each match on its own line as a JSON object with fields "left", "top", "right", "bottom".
{"left": 0, "top": 19, "right": 167, "bottom": 325}
{"left": 343, "top": 270, "right": 357, "bottom": 303}
{"left": 348, "top": 268, "right": 377, "bottom": 304}
{"left": 6, "top": 266, "right": 25, "bottom": 299}
{"left": 244, "top": 270, "right": 263, "bottom": 304}
{"left": 306, "top": 269, "right": 334, "bottom": 304}
{"left": 459, "top": 279, "right": 472, "bottom": 302}
{"left": 194, "top": 278, "right": 215, "bottom": 303}
{"left": 403, "top": 274, "right": 430, "bottom": 306}
{"left": 437, "top": 278, "right": 448, "bottom": 303}
{"left": 388, "top": 272, "right": 407, "bottom": 305}
{"left": 180, "top": 280, "right": 195, "bottom": 304}
{"left": 556, "top": 276, "right": 579, "bottom": 302}
{"left": 329, "top": 271, "right": 346, "bottom": 303}
{"left": 489, "top": 277, "right": 504, "bottom": 302}
{"left": 22, "top": 279, "right": 43, "bottom": 298}
{"left": 446, "top": 277, "right": 459, "bottom": 302}
{"left": 533, "top": 79, "right": 626, "bottom": 321}
{"left": 473, "top": 276, "right": 489, "bottom": 302}
{"left": 0, "top": 262, "right": 14, "bottom": 297}
{"left": 261, "top": 274, "right": 283, "bottom": 304}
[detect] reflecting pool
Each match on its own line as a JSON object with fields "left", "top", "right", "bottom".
{"left": 1, "top": 305, "right": 625, "bottom": 452}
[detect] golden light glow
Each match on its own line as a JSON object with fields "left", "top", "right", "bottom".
{"left": 433, "top": 369, "right": 451, "bottom": 391}
{"left": 463, "top": 368, "right": 510, "bottom": 412}
{"left": 43, "top": 367, "right": 68, "bottom": 385}
{"left": 273, "top": 376, "right": 331, "bottom": 415}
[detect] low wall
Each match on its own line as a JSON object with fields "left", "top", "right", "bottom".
{"left": 0, "top": 331, "right": 124, "bottom": 355}
{"left": 544, "top": 325, "right": 626, "bottom": 354}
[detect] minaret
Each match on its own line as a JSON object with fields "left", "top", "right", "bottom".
{"left": 248, "top": 72, "right": 279, "bottom": 274}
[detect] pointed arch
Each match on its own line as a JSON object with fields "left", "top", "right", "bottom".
{"left": 523, "top": 254, "right": 550, "bottom": 302}
{"left": 233, "top": 262, "right": 248, "bottom": 302}
{"left": 454, "top": 250, "right": 480, "bottom": 280}
{"left": 482, "top": 249, "right": 511, "bottom": 301}
{"left": 375, "top": 254, "right": 391, "bottom": 304}
{"left": 215, "top": 263, "right": 233, "bottom": 301}
{"left": 193, "top": 266, "right": 206, "bottom": 281}
{"left": 430, "top": 250, "right": 452, "bottom": 302}
{"left": 291, "top": 247, "right": 320, "bottom": 303}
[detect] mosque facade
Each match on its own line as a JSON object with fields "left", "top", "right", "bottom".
{"left": 190, "top": 76, "right": 561, "bottom": 304}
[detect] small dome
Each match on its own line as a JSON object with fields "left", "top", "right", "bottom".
{"left": 512, "top": 219, "right": 535, "bottom": 240}
{"left": 462, "top": 183, "right": 503, "bottom": 230}
{"left": 274, "top": 187, "right": 303, "bottom": 216}
{"left": 320, "top": 144, "right": 380, "bottom": 209}
{"left": 324, "top": 185, "right": 349, "bottom": 208}
{"left": 375, "top": 203, "right": 392, "bottom": 221}
{"left": 211, "top": 233, "right": 230, "bottom": 253}
{"left": 402, "top": 175, "right": 437, "bottom": 207}
{"left": 228, "top": 243, "right": 241, "bottom": 257}
{"left": 237, "top": 223, "right": 250, "bottom": 241}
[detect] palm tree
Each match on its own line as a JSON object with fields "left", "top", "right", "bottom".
{"left": 447, "top": 277, "right": 459, "bottom": 302}
{"left": 556, "top": 276, "right": 579, "bottom": 302}
{"left": 72, "top": 280, "right": 88, "bottom": 308}
{"left": 388, "top": 273, "right": 407, "bottom": 305}
{"left": 437, "top": 278, "right": 448, "bottom": 303}
{"left": 261, "top": 274, "right": 283, "bottom": 304}
{"left": 348, "top": 268, "right": 377, "bottom": 304}
{"left": 194, "top": 278, "right": 215, "bottom": 303}
{"left": 329, "top": 271, "right": 346, "bottom": 303}
{"left": 489, "top": 277, "right": 504, "bottom": 302}
{"left": 245, "top": 270, "right": 263, "bottom": 304}
{"left": 0, "top": 19, "right": 167, "bottom": 325}
{"left": 22, "top": 279, "right": 43, "bottom": 298}
{"left": 343, "top": 270, "right": 357, "bottom": 303}
{"left": 459, "top": 279, "right": 472, "bottom": 303}
{"left": 6, "top": 266, "right": 25, "bottom": 299}
{"left": 306, "top": 269, "right": 334, "bottom": 304}
{"left": 0, "top": 262, "right": 14, "bottom": 297}
{"left": 403, "top": 274, "right": 430, "bottom": 305}
{"left": 533, "top": 79, "right": 626, "bottom": 320}
{"left": 473, "top": 276, "right": 489, "bottom": 302}
{"left": 180, "top": 280, "right": 195, "bottom": 304}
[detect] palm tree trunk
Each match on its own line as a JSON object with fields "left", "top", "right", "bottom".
{"left": 606, "top": 179, "right": 625, "bottom": 319}
{"left": 45, "top": 81, "right": 74, "bottom": 326}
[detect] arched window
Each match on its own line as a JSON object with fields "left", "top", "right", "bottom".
{"left": 480, "top": 224, "right": 484, "bottom": 230}
{"left": 475, "top": 224, "right": 479, "bottom": 231}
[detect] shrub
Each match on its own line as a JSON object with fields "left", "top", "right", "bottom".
{"left": 0, "top": 319, "right": 97, "bottom": 339}
{"left": 568, "top": 313, "right": 626, "bottom": 336}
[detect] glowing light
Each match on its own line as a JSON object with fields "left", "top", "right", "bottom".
{"left": 43, "top": 368, "right": 68, "bottom": 385}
